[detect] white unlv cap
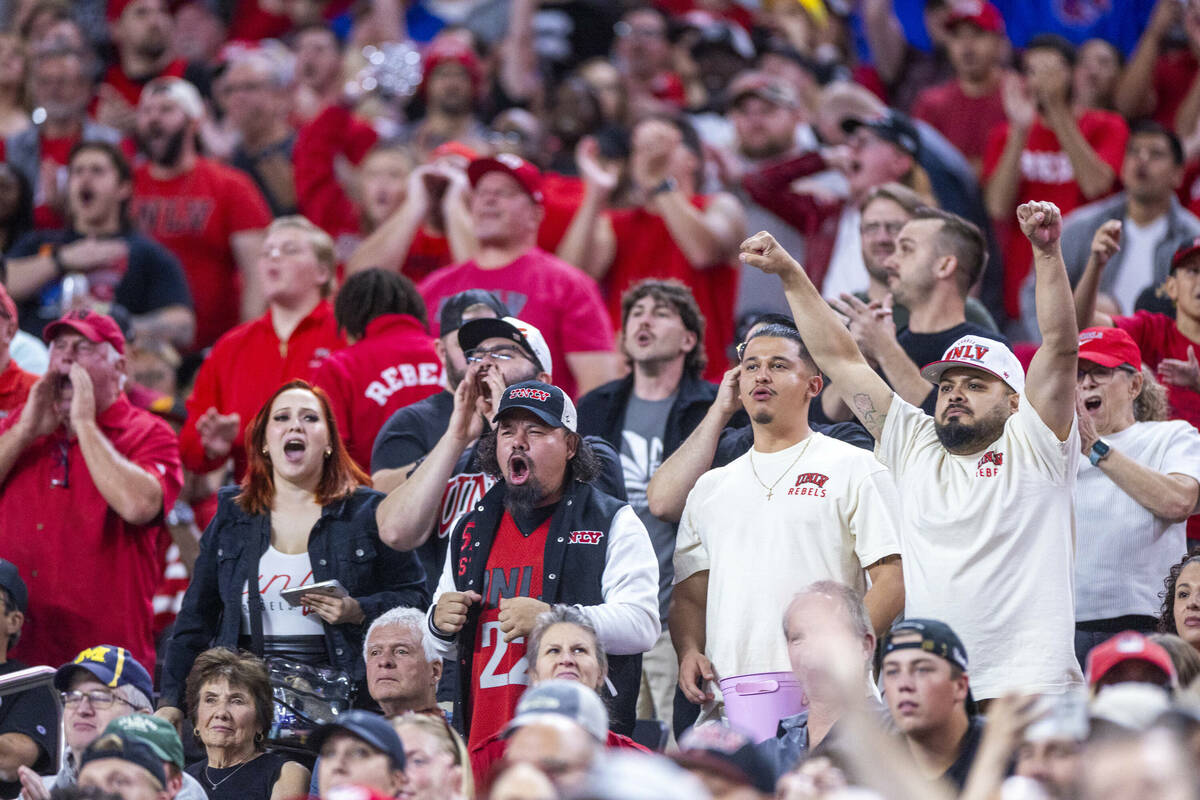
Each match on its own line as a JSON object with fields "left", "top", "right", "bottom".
{"left": 919, "top": 334, "right": 1025, "bottom": 394}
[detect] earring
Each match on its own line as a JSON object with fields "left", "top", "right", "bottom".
{"left": 193, "top": 728, "right": 200, "bottom": 738}
{"left": 255, "top": 732, "right": 264, "bottom": 743}
{"left": 261, "top": 446, "right": 268, "bottom": 454}
{"left": 324, "top": 447, "right": 332, "bottom": 458}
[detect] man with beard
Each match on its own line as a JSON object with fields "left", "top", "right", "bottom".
{"left": 740, "top": 199, "right": 1084, "bottom": 704}
{"left": 99, "top": 0, "right": 204, "bottom": 136}
{"left": 428, "top": 380, "right": 658, "bottom": 752}
{"left": 5, "top": 141, "right": 194, "bottom": 351}
{"left": 832, "top": 205, "right": 1005, "bottom": 412}
{"left": 403, "top": 36, "right": 489, "bottom": 157}
{"left": 0, "top": 311, "right": 182, "bottom": 670}
{"left": 130, "top": 77, "right": 271, "bottom": 351}
{"left": 672, "top": 324, "right": 903, "bottom": 722}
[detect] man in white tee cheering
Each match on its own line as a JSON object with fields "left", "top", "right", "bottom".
{"left": 670, "top": 322, "right": 904, "bottom": 716}
{"left": 739, "top": 200, "right": 1084, "bottom": 702}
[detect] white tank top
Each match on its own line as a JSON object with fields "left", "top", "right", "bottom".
{"left": 242, "top": 546, "right": 326, "bottom": 637}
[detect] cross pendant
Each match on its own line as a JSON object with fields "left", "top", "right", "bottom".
{"left": 766, "top": 489, "right": 773, "bottom": 500}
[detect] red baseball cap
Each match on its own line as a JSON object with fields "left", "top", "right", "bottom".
{"left": 420, "top": 39, "right": 483, "bottom": 95}
{"left": 946, "top": 1, "right": 1005, "bottom": 35}
{"left": 1172, "top": 237, "right": 1200, "bottom": 271}
{"left": 43, "top": 309, "right": 126, "bottom": 355}
{"left": 467, "top": 154, "right": 543, "bottom": 203}
{"left": 1085, "top": 631, "right": 1176, "bottom": 688}
{"left": 107, "top": 0, "right": 137, "bottom": 22}
{"left": 1078, "top": 327, "right": 1142, "bottom": 370}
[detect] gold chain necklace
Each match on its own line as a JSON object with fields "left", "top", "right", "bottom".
{"left": 748, "top": 436, "right": 815, "bottom": 500}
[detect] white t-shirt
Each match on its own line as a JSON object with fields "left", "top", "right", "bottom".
{"left": 1075, "top": 420, "right": 1200, "bottom": 620}
{"left": 1112, "top": 215, "right": 1168, "bottom": 314}
{"left": 876, "top": 394, "right": 1083, "bottom": 699}
{"left": 243, "top": 546, "right": 325, "bottom": 636}
{"left": 674, "top": 432, "right": 902, "bottom": 683}
{"left": 822, "top": 205, "right": 870, "bottom": 301}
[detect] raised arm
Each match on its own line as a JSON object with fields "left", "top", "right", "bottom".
{"left": 1114, "top": 0, "right": 1179, "bottom": 121}
{"left": 646, "top": 366, "right": 741, "bottom": 522}
{"left": 739, "top": 232, "right": 895, "bottom": 439}
{"left": 652, "top": 190, "right": 746, "bottom": 269}
{"left": 346, "top": 166, "right": 434, "bottom": 275}
{"left": 557, "top": 137, "right": 618, "bottom": 279}
{"left": 1073, "top": 219, "right": 1120, "bottom": 329}
{"left": 1019, "top": 201, "right": 1079, "bottom": 440}
{"left": 984, "top": 75, "right": 1035, "bottom": 220}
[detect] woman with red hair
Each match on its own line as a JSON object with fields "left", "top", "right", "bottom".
{"left": 157, "top": 380, "right": 428, "bottom": 724}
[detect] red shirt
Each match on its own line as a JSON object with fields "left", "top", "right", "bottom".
{"left": 132, "top": 158, "right": 273, "bottom": 350}
{"left": 0, "top": 395, "right": 182, "bottom": 670}
{"left": 100, "top": 59, "right": 188, "bottom": 107}
{"left": 537, "top": 173, "right": 585, "bottom": 254}
{"left": 310, "top": 313, "right": 442, "bottom": 470}
{"left": 470, "top": 726, "right": 650, "bottom": 789}
{"left": 468, "top": 513, "right": 547, "bottom": 750}
{"left": 607, "top": 197, "right": 738, "bottom": 382}
{"left": 911, "top": 80, "right": 1007, "bottom": 165}
{"left": 1153, "top": 49, "right": 1199, "bottom": 130}
{"left": 982, "top": 112, "right": 1128, "bottom": 318}
{"left": 419, "top": 249, "right": 615, "bottom": 398}
{"left": 1115, "top": 311, "right": 1200, "bottom": 430}
{"left": 179, "top": 301, "right": 344, "bottom": 479}
{"left": 0, "top": 360, "right": 36, "bottom": 419}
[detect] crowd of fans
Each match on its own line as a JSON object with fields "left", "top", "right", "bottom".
{"left": 3, "top": 0, "right": 1200, "bottom": 798}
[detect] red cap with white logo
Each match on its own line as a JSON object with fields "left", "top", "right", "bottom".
{"left": 467, "top": 154, "right": 544, "bottom": 203}
{"left": 920, "top": 334, "right": 1025, "bottom": 394}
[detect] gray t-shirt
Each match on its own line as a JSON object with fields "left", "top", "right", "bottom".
{"left": 620, "top": 393, "right": 677, "bottom": 623}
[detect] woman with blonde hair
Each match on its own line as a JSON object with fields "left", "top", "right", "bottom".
{"left": 391, "top": 714, "right": 472, "bottom": 800}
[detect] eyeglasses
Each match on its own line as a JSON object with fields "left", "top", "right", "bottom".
{"left": 860, "top": 221, "right": 905, "bottom": 237}
{"left": 61, "top": 689, "right": 136, "bottom": 709}
{"left": 465, "top": 345, "right": 526, "bottom": 364}
{"left": 1077, "top": 365, "right": 1135, "bottom": 383}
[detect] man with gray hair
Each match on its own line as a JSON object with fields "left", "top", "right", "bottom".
{"left": 363, "top": 606, "right": 443, "bottom": 718}
{"left": 757, "top": 581, "right": 892, "bottom": 777}
{"left": 0, "top": 312, "right": 182, "bottom": 670}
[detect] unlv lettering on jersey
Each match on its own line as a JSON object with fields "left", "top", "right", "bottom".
{"left": 363, "top": 362, "right": 442, "bottom": 406}
{"left": 569, "top": 531, "right": 604, "bottom": 545}
{"left": 439, "top": 472, "right": 495, "bottom": 540}
{"left": 133, "top": 197, "right": 216, "bottom": 236}
{"left": 483, "top": 566, "right": 534, "bottom": 605}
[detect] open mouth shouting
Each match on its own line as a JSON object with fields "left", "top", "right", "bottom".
{"left": 1082, "top": 395, "right": 1102, "bottom": 414}
{"left": 282, "top": 436, "right": 307, "bottom": 463}
{"left": 634, "top": 328, "right": 654, "bottom": 347}
{"left": 507, "top": 452, "right": 532, "bottom": 485}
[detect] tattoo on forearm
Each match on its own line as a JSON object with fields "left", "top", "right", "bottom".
{"left": 853, "top": 393, "right": 886, "bottom": 433}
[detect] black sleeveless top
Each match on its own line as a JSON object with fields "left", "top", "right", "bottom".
{"left": 186, "top": 751, "right": 291, "bottom": 800}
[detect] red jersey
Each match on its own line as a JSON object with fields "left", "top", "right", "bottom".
{"left": 606, "top": 197, "right": 737, "bottom": 381}
{"left": 178, "top": 301, "right": 344, "bottom": 479}
{"left": 419, "top": 249, "right": 615, "bottom": 398}
{"left": 310, "top": 313, "right": 442, "bottom": 470}
{"left": 0, "top": 359, "right": 36, "bottom": 419}
{"left": 132, "top": 158, "right": 273, "bottom": 350}
{"left": 982, "top": 112, "right": 1128, "bottom": 318}
{"left": 0, "top": 395, "right": 182, "bottom": 670}
{"left": 1153, "top": 49, "right": 1198, "bottom": 130}
{"left": 468, "top": 512, "right": 547, "bottom": 750}
{"left": 911, "top": 80, "right": 1007, "bottom": 165}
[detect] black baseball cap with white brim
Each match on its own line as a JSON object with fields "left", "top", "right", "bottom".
{"left": 920, "top": 334, "right": 1025, "bottom": 394}
{"left": 493, "top": 380, "right": 577, "bottom": 432}
{"left": 458, "top": 316, "right": 553, "bottom": 378}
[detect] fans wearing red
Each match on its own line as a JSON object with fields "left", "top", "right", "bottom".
{"left": 98, "top": 0, "right": 191, "bottom": 135}
{"left": 0, "top": 285, "right": 34, "bottom": 418}
{"left": 178, "top": 217, "right": 343, "bottom": 482}
{"left": 131, "top": 77, "right": 271, "bottom": 351}
{"left": 983, "top": 35, "right": 1127, "bottom": 321}
{"left": 311, "top": 269, "right": 442, "bottom": 471}
{"left": 419, "top": 155, "right": 618, "bottom": 398}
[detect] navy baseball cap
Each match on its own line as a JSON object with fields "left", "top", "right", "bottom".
{"left": 438, "top": 289, "right": 508, "bottom": 335}
{"left": 55, "top": 645, "right": 154, "bottom": 706}
{"left": 841, "top": 110, "right": 921, "bottom": 157}
{"left": 80, "top": 732, "right": 167, "bottom": 789}
{"left": 310, "top": 710, "right": 406, "bottom": 770}
{"left": 884, "top": 618, "right": 976, "bottom": 713}
{"left": 0, "top": 559, "right": 27, "bottom": 613}
{"left": 494, "top": 380, "right": 577, "bottom": 432}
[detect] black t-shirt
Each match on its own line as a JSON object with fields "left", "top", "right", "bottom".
{"left": 187, "top": 750, "right": 291, "bottom": 800}
{"left": 8, "top": 229, "right": 193, "bottom": 338}
{"left": 897, "top": 322, "right": 1010, "bottom": 414}
{"left": 942, "top": 715, "right": 986, "bottom": 791}
{"left": 0, "top": 659, "right": 58, "bottom": 799}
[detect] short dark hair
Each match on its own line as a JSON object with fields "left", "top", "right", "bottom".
{"left": 1024, "top": 33, "right": 1077, "bottom": 67}
{"left": 1128, "top": 119, "right": 1184, "bottom": 166}
{"left": 334, "top": 268, "right": 428, "bottom": 339}
{"left": 185, "top": 649, "right": 274, "bottom": 750}
{"left": 68, "top": 141, "right": 133, "bottom": 229}
{"left": 744, "top": 323, "right": 819, "bottom": 375}
{"left": 620, "top": 279, "right": 707, "bottom": 375}
{"left": 862, "top": 182, "right": 928, "bottom": 217}
{"left": 475, "top": 428, "right": 602, "bottom": 485}
{"left": 912, "top": 206, "right": 987, "bottom": 295}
